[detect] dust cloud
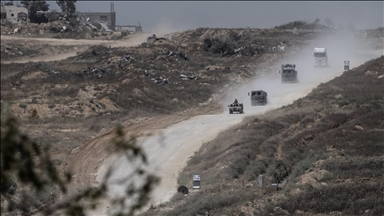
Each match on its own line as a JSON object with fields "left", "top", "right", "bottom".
{"left": 92, "top": 30, "right": 383, "bottom": 215}
{"left": 151, "top": 21, "right": 182, "bottom": 35}
{"left": 222, "top": 31, "right": 382, "bottom": 115}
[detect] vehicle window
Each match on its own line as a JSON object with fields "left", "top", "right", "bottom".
{"left": 314, "top": 53, "right": 326, "bottom": 57}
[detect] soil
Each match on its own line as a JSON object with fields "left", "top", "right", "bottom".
{"left": 1, "top": 25, "right": 382, "bottom": 216}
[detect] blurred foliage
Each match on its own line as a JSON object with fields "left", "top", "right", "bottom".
{"left": 1, "top": 102, "right": 159, "bottom": 215}
{"left": 21, "top": 0, "right": 50, "bottom": 11}
{"left": 56, "top": 0, "right": 77, "bottom": 17}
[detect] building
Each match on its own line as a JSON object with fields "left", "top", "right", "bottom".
{"left": 75, "top": 2, "right": 116, "bottom": 31}
{"left": 76, "top": 11, "right": 116, "bottom": 31}
{"left": 1, "top": 5, "right": 28, "bottom": 23}
{"left": 115, "top": 24, "right": 142, "bottom": 32}
{"left": 1, "top": 6, "right": 5, "bottom": 20}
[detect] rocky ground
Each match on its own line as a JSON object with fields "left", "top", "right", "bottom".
{"left": 1, "top": 19, "right": 129, "bottom": 40}
{"left": 1, "top": 20, "right": 383, "bottom": 215}
{"left": 145, "top": 55, "right": 384, "bottom": 216}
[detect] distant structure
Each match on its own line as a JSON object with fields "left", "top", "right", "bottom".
{"left": 115, "top": 22, "right": 142, "bottom": 32}
{"left": 1, "top": 2, "right": 142, "bottom": 33}
{"left": 75, "top": 2, "right": 116, "bottom": 31}
{"left": 1, "top": 4, "right": 28, "bottom": 23}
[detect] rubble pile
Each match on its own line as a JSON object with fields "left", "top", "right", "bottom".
{"left": 72, "top": 45, "right": 205, "bottom": 85}
{"left": 173, "top": 27, "right": 322, "bottom": 54}
{"left": 118, "top": 54, "right": 135, "bottom": 69}
{"left": 149, "top": 75, "right": 170, "bottom": 85}
{"left": 202, "top": 37, "right": 288, "bottom": 57}
{"left": 168, "top": 28, "right": 283, "bottom": 45}
{"left": 166, "top": 28, "right": 296, "bottom": 57}
{"left": 1, "top": 20, "right": 106, "bottom": 39}
{"left": 5, "top": 25, "right": 312, "bottom": 90}
{"left": 162, "top": 49, "right": 189, "bottom": 61}
{"left": 77, "top": 66, "right": 113, "bottom": 79}
{"left": 203, "top": 38, "right": 236, "bottom": 56}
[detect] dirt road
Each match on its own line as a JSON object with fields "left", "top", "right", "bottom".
{"left": 3, "top": 32, "right": 380, "bottom": 215}
{"left": 91, "top": 36, "right": 383, "bottom": 215}
{"left": 1, "top": 32, "right": 154, "bottom": 64}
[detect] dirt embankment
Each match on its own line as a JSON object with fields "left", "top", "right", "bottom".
{"left": 147, "top": 55, "right": 384, "bottom": 216}
{"left": 1, "top": 24, "right": 382, "bottom": 216}
{"left": 0, "top": 32, "right": 154, "bottom": 63}
{"left": 1, "top": 20, "right": 127, "bottom": 40}
{"left": 0, "top": 26, "right": 308, "bottom": 215}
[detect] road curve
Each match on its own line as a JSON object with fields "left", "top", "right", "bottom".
{"left": 92, "top": 35, "right": 383, "bottom": 215}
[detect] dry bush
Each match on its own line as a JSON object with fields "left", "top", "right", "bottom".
{"left": 243, "top": 160, "right": 268, "bottom": 181}
{"left": 277, "top": 183, "right": 384, "bottom": 215}
{"left": 163, "top": 190, "right": 257, "bottom": 216}
{"left": 320, "top": 156, "right": 384, "bottom": 179}
{"left": 287, "top": 151, "right": 327, "bottom": 183}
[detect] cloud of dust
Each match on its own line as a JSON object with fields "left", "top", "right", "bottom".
{"left": 221, "top": 30, "right": 382, "bottom": 114}
{"left": 150, "top": 19, "right": 184, "bottom": 36}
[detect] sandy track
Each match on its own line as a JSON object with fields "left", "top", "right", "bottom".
{"left": 8, "top": 32, "right": 379, "bottom": 215}
{"left": 0, "top": 32, "right": 155, "bottom": 64}
{"left": 89, "top": 36, "right": 382, "bottom": 215}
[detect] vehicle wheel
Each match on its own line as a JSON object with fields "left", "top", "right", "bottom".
{"left": 177, "top": 185, "right": 189, "bottom": 194}
{"left": 229, "top": 110, "right": 233, "bottom": 114}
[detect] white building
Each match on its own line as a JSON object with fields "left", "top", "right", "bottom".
{"left": 115, "top": 24, "right": 142, "bottom": 32}
{"left": 1, "top": 5, "right": 28, "bottom": 23}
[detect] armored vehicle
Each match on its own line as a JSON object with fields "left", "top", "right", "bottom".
{"left": 248, "top": 90, "right": 268, "bottom": 106}
{"left": 228, "top": 99, "right": 244, "bottom": 114}
{"left": 280, "top": 64, "right": 298, "bottom": 83}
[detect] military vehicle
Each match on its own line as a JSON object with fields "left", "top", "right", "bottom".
{"left": 248, "top": 90, "right": 268, "bottom": 106}
{"left": 228, "top": 99, "right": 244, "bottom": 114}
{"left": 279, "top": 64, "right": 298, "bottom": 83}
{"left": 313, "top": 47, "right": 328, "bottom": 67}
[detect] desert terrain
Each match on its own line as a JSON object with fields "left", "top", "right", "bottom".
{"left": 1, "top": 20, "right": 383, "bottom": 215}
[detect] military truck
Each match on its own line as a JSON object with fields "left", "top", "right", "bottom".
{"left": 313, "top": 47, "right": 328, "bottom": 67}
{"left": 279, "top": 64, "right": 298, "bottom": 83}
{"left": 248, "top": 90, "right": 268, "bottom": 106}
{"left": 228, "top": 99, "right": 244, "bottom": 114}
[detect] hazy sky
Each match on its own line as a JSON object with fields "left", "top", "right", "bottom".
{"left": 40, "top": 1, "right": 384, "bottom": 32}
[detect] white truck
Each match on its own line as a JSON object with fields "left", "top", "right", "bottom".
{"left": 313, "top": 47, "right": 328, "bottom": 67}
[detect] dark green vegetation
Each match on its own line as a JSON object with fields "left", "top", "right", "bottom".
{"left": 147, "top": 56, "right": 384, "bottom": 215}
